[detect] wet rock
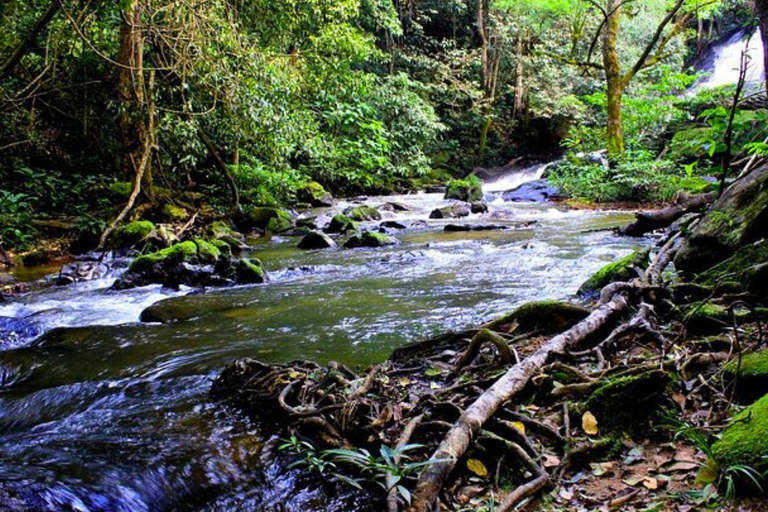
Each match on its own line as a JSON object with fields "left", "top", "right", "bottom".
{"left": 55, "top": 261, "right": 109, "bottom": 286}
{"left": 380, "top": 202, "right": 413, "bottom": 212}
{"left": 210, "top": 221, "right": 249, "bottom": 252}
{"left": 235, "top": 258, "right": 267, "bottom": 284}
{"left": 445, "top": 178, "right": 483, "bottom": 202}
{"left": 344, "top": 231, "right": 399, "bottom": 248}
{"left": 483, "top": 301, "right": 591, "bottom": 335}
{"left": 584, "top": 370, "right": 671, "bottom": 432}
{"left": 380, "top": 221, "right": 407, "bottom": 230}
{"left": 326, "top": 214, "right": 359, "bottom": 234}
{"left": 675, "top": 164, "right": 768, "bottom": 274}
{"left": 470, "top": 201, "right": 489, "bottom": 214}
{"left": 238, "top": 207, "right": 295, "bottom": 233}
{"left": 425, "top": 185, "right": 447, "bottom": 194}
{"left": 443, "top": 224, "right": 508, "bottom": 232}
{"left": 501, "top": 179, "right": 563, "bottom": 202}
{"left": 429, "top": 204, "right": 471, "bottom": 219}
{"left": 112, "top": 220, "right": 155, "bottom": 249}
{"left": 297, "top": 216, "right": 320, "bottom": 230}
{"left": 577, "top": 249, "right": 651, "bottom": 298}
{"left": 298, "top": 231, "right": 337, "bottom": 250}
{"left": 21, "top": 249, "right": 50, "bottom": 267}
{"left": 0, "top": 317, "right": 43, "bottom": 349}
{"left": 297, "top": 181, "right": 334, "bottom": 207}
{"left": 344, "top": 205, "right": 382, "bottom": 222}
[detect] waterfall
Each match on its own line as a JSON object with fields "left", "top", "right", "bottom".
{"left": 693, "top": 29, "right": 765, "bottom": 91}
{"left": 481, "top": 162, "right": 554, "bottom": 194}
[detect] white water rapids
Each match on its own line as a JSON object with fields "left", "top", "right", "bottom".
{"left": 693, "top": 29, "right": 765, "bottom": 91}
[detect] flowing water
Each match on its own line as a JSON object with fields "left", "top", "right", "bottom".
{"left": 0, "top": 184, "right": 650, "bottom": 511}
{"left": 693, "top": 28, "right": 765, "bottom": 91}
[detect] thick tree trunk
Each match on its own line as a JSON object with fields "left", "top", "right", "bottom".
{"left": 603, "top": 0, "right": 625, "bottom": 158}
{"left": 619, "top": 192, "right": 717, "bottom": 236}
{"left": 117, "top": 0, "right": 151, "bottom": 193}
{"left": 0, "top": 0, "right": 61, "bottom": 78}
{"left": 756, "top": 0, "right": 768, "bottom": 94}
{"left": 408, "top": 294, "right": 630, "bottom": 512}
{"left": 513, "top": 34, "right": 525, "bottom": 120}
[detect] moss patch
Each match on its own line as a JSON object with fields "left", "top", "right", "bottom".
{"left": 695, "top": 240, "right": 768, "bottom": 287}
{"left": 712, "top": 392, "right": 768, "bottom": 469}
{"left": 161, "top": 203, "right": 188, "bottom": 222}
{"left": 344, "top": 206, "right": 382, "bottom": 222}
{"left": 684, "top": 303, "right": 768, "bottom": 334}
{"left": 483, "top": 300, "right": 591, "bottom": 335}
{"left": 244, "top": 207, "right": 294, "bottom": 232}
{"left": 236, "top": 259, "right": 266, "bottom": 284}
{"left": 128, "top": 241, "right": 198, "bottom": 273}
{"left": 584, "top": 370, "right": 671, "bottom": 432}
{"left": 578, "top": 249, "right": 651, "bottom": 297}
{"left": 194, "top": 239, "right": 221, "bottom": 264}
{"left": 327, "top": 214, "right": 359, "bottom": 234}
{"left": 724, "top": 350, "right": 768, "bottom": 402}
{"left": 344, "top": 231, "right": 398, "bottom": 248}
{"left": 108, "top": 181, "right": 133, "bottom": 198}
{"left": 113, "top": 221, "right": 155, "bottom": 249}
{"left": 297, "top": 181, "right": 333, "bottom": 206}
{"left": 445, "top": 176, "right": 483, "bottom": 202}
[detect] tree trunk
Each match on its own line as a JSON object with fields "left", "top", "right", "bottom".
{"left": 117, "top": 0, "right": 151, "bottom": 194}
{"left": 756, "top": 0, "right": 768, "bottom": 94}
{"left": 0, "top": 0, "right": 61, "bottom": 78}
{"left": 513, "top": 33, "right": 525, "bottom": 120}
{"left": 603, "top": 0, "right": 625, "bottom": 158}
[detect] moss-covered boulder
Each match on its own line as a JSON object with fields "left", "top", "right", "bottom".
{"left": 483, "top": 300, "right": 591, "bottom": 335}
{"left": 344, "top": 205, "right": 382, "bottom": 222}
{"left": 429, "top": 204, "right": 471, "bottom": 219}
{"left": 675, "top": 164, "right": 768, "bottom": 274}
{"left": 297, "top": 182, "right": 333, "bottom": 207}
{"left": 298, "top": 231, "right": 337, "bottom": 250}
{"left": 160, "top": 203, "right": 188, "bottom": 223}
{"left": 693, "top": 240, "right": 768, "bottom": 294}
{"left": 210, "top": 221, "right": 247, "bottom": 251}
{"left": 445, "top": 177, "right": 483, "bottom": 202}
{"left": 112, "top": 220, "right": 155, "bottom": 249}
{"left": 683, "top": 303, "right": 768, "bottom": 335}
{"left": 344, "top": 231, "right": 399, "bottom": 248}
{"left": 326, "top": 214, "right": 359, "bottom": 234}
{"left": 235, "top": 259, "right": 266, "bottom": 284}
{"left": 584, "top": 370, "right": 672, "bottom": 432}
{"left": 240, "top": 207, "right": 295, "bottom": 233}
{"left": 724, "top": 350, "right": 768, "bottom": 402}
{"left": 712, "top": 392, "right": 768, "bottom": 471}
{"left": 578, "top": 249, "right": 651, "bottom": 298}
{"left": 108, "top": 181, "right": 133, "bottom": 198}
{"left": 194, "top": 239, "right": 221, "bottom": 264}
{"left": 210, "top": 239, "right": 232, "bottom": 257}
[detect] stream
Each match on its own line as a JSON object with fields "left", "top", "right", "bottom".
{"left": 0, "top": 184, "right": 650, "bottom": 511}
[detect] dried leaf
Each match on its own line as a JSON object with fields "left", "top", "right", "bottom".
{"left": 668, "top": 462, "right": 699, "bottom": 472}
{"left": 543, "top": 454, "right": 561, "bottom": 468}
{"left": 643, "top": 477, "right": 658, "bottom": 490}
{"left": 398, "top": 377, "right": 412, "bottom": 387}
{"left": 672, "top": 392, "right": 687, "bottom": 411}
{"left": 582, "top": 411, "right": 599, "bottom": 435}
{"left": 511, "top": 421, "right": 526, "bottom": 435}
{"left": 466, "top": 459, "right": 488, "bottom": 478}
{"left": 590, "top": 462, "right": 614, "bottom": 477}
{"left": 425, "top": 367, "right": 443, "bottom": 377}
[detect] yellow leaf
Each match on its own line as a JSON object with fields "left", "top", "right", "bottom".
{"left": 466, "top": 459, "right": 488, "bottom": 478}
{"left": 582, "top": 411, "right": 599, "bottom": 435}
{"left": 398, "top": 377, "right": 412, "bottom": 387}
{"left": 511, "top": 421, "right": 526, "bottom": 435}
{"left": 643, "top": 477, "right": 658, "bottom": 490}
{"left": 288, "top": 371, "right": 305, "bottom": 379}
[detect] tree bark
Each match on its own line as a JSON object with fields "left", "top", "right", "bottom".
{"left": 0, "top": 0, "right": 61, "bottom": 78}
{"left": 603, "top": 0, "right": 624, "bottom": 158}
{"left": 513, "top": 33, "right": 525, "bottom": 120}
{"left": 618, "top": 192, "right": 717, "bottom": 236}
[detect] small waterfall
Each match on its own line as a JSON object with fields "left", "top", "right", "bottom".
{"left": 693, "top": 29, "right": 765, "bottom": 91}
{"left": 482, "top": 161, "right": 556, "bottom": 194}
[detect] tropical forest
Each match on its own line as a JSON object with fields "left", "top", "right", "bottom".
{"left": 3, "top": 0, "right": 768, "bottom": 510}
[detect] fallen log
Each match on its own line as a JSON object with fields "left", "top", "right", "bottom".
{"left": 618, "top": 192, "right": 716, "bottom": 237}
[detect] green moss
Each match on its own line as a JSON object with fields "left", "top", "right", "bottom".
{"left": 245, "top": 207, "right": 294, "bottom": 231}
{"left": 344, "top": 206, "right": 381, "bottom": 222}
{"left": 684, "top": 303, "right": 768, "bottom": 334}
{"left": 235, "top": 258, "right": 266, "bottom": 284}
{"left": 677, "top": 176, "right": 718, "bottom": 195}
{"left": 128, "top": 241, "right": 198, "bottom": 273}
{"left": 483, "top": 300, "right": 591, "bottom": 335}
{"left": 108, "top": 181, "right": 133, "bottom": 198}
{"left": 578, "top": 249, "right": 651, "bottom": 297}
{"left": 113, "top": 220, "right": 155, "bottom": 248}
{"left": 297, "top": 181, "right": 333, "bottom": 206}
{"left": 266, "top": 215, "right": 294, "bottom": 233}
{"left": 344, "top": 231, "right": 398, "bottom": 248}
{"left": 584, "top": 370, "right": 671, "bottom": 431}
{"left": 194, "top": 239, "right": 221, "bottom": 264}
{"left": 712, "top": 392, "right": 768, "bottom": 469}
{"left": 695, "top": 240, "right": 768, "bottom": 287}
{"left": 161, "top": 203, "right": 188, "bottom": 222}
{"left": 327, "top": 214, "right": 359, "bottom": 233}
{"left": 445, "top": 176, "right": 483, "bottom": 202}
{"left": 210, "top": 239, "right": 232, "bottom": 257}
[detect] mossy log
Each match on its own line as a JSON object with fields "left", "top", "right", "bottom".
{"left": 618, "top": 192, "right": 716, "bottom": 237}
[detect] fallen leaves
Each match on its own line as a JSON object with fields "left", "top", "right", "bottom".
{"left": 582, "top": 411, "right": 599, "bottom": 435}
{"left": 466, "top": 459, "right": 488, "bottom": 478}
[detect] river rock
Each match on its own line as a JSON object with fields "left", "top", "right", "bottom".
{"left": 380, "top": 221, "right": 408, "bottom": 230}
{"left": 502, "top": 179, "right": 563, "bottom": 202}
{"left": 112, "top": 220, "right": 155, "bottom": 249}
{"left": 0, "top": 317, "right": 43, "bottom": 349}
{"left": 444, "top": 224, "right": 508, "bottom": 232}
{"left": 577, "top": 249, "right": 651, "bottom": 298}
{"left": 470, "top": 201, "right": 489, "bottom": 214}
{"left": 344, "top": 205, "right": 382, "bottom": 222}
{"left": 210, "top": 221, "right": 249, "bottom": 251}
{"left": 344, "top": 231, "right": 399, "bottom": 248}
{"left": 380, "top": 202, "right": 413, "bottom": 212}
{"left": 238, "top": 207, "right": 295, "bottom": 233}
{"left": 429, "top": 204, "right": 471, "bottom": 219}
{"left": 445, "top": 179, "right": 483, "bottom": 202}
{"left": 55, "top": 261, "right": 109, "bottom": 286}
{"left": 675, "top": 164, "right": 768, "bottom": 274}
{"left": 325, "top": 214, "right": 359, "bottom": 234}
{"left": 298, "top": 231, "right": 337, "bottom": 250}
{"left": 297, "top": 182, "right": 333, "bottom": 207}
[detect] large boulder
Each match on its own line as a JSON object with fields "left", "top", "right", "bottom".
{"left": 502, "top": 179, "right": 563, "bottom": 203}
{"left": 344, "top": 231, "right": 399, "bottom": 248}
{"left": 429, "top": 204, "right": 471, "bottom": 219}
{"left": 0, "top": 317, "right": 43, "bottom": 349}
{"left": 55, "top": 261, "right": 109, "bottom": 286}
{"left": 297, "top": 182, "right": 333, "bottom": 207}
{"left": 445, "top": 178, "right": 483, "bottom": 202}
{"left": 577, "top": 249, "right": 651, "bottom": 298}
{"left": 675, "top": 165, "right": 768, "bottom": 274}
{"left": 239, "top": 207, "right": 295, "bottom": 233}
{"left": 325, "top": 214, "right": 359, "bottom": 234}
{"left": 344, "top": 205, "right": 382, "bottom": 222}
{"left": 298, "top": 231, "right": 337, "bottom": 250}
{"left": 209, "top": 221, "right": 249, "bottom": 252}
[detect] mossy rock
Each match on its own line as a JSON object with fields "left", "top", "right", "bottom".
{"left": 483, "top": 300, "right": 591, "bottom": 335}
{"left": 194, "top": 239, "right": 221, "bottom": 264}
{"left": 683, "top": 303, "right": 768, "bottom": 334}
{"left": 112, "top": 221, "right": 155, "bottom": 249}
{"left": 326, "top": 214, "right": 359, "bottom": 234}
{"left": 235, "top": 259, "right": 266, "bottom": 284}
{"left": 344, "top": 206, "right": 382, "bottom": 222}
{"left": 344, "top": 231, "right": 399, "bottom": 248}
{"left": 297, "top": 182, "right": 333, "bottom": 207}
{"left": 298, "top": 231, "right": 336, "bottom": 250}
{"left": 128, "top": 241, "right": 199, "bottom": 274}
{"left": 210, "top": 239, "right": 232, "bottom": 257}
{"left": 694, "top": 240, "right": 768, "bottom": 290}
{"left": 160, "top": 203, "right": 188, "bottom": 223}
{"left": 712, "top": 392, "right": 768, "bottom": 471}
{"left": 724, "top": 350, "right": 768, "bottom": 402}
{"left": 584, "top": 370, "right": 672, "bottom": 432}
{"left": 108, "top": 181, "right": 133, "bottom": 198}
{"left": 578, "top": 249, "right": 651, "bottom": 298}
{"left": 242, "top": 207, "right": 295, "bottom": 232}
{"left": 445, "top": 177, "right": 483, "bottom": 202}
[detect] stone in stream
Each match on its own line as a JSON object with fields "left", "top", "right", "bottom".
{"left": 445, "top": 178, "right": 484, "bottom": 202}
{"left": 470, "top": 201, "right": 489, "bottom": 214}
{"left": 296, "top": 181, "right": 334, "bottom": 207}
{"left": 380, "top": 202, "right": 413, "bottom": 212}
{"left": 55, "top": 261, "right": 109, "bottom": 286}
{"left": 424, "top": 185, "right": 447, "bottom": 194}
{"left": 344, "top": 231, "right": 399, "bottom": 248}
{"left": 297, "top": 231, "right": 337, "bottom": 250}
{"left": 237, "top": 207, "right": 295, "bottom": 234}
{"left": 325, "top": 214, "right": 359, "bottom": 234}
{"left": 343, "top": 205, "right": 382, "bottom": 222}
{"left": 429, "top": 204, "right": 471, "bottom": 219}
{"left": 380, "top": 221, "right": 408, "bottom": 230}
{"left": 443, "top": 224, "right": 508, "bottom": 232}
{"left": 0, "top": 317, "right": 43, "bottom": 349}
{"left": 502, "top": 179, "right": 563, "bottom": 203}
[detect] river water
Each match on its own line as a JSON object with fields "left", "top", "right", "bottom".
{"left": 0, "top": 189, "right": 648, "bottom": 511}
